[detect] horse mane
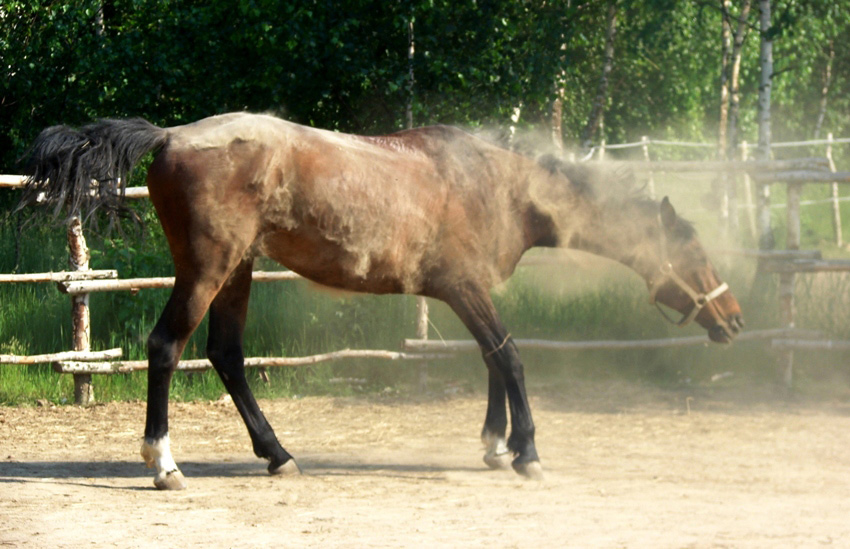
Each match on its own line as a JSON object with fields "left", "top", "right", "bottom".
{"left": 533, "top": 153, "right": 698, "bottom": 240}
{"left": 471, "top": 127, "right": 640, "bottom": 202}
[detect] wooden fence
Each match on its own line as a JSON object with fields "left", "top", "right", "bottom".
{"left": 594, "top": 135, "right": 850, "bottom": 388}
{"left": 2, "top": 134, "right": 849, "bottom": 402}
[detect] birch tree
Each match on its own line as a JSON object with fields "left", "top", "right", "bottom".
{"left": 717, "top": 0, "right": 732, "bottom": 161}
{"left": 757, "top": 0, "right": 774, "bottom": 250}
{"left": 717, "top": 0, "right": 752, "bottom": 236}
{"left": 812, "top": 39, "right": 834, "bottom": 140}
{"left": 579, "top": 0, "right": 618, "bottom": 149}
{"left": 725, "top": 0, "right": 751, "bottom": 163}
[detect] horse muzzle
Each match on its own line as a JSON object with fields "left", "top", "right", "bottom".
{"left": 707, "top": 313, "right": 744, "bottom": 344}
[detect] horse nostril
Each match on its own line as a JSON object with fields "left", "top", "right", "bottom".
{"left": 731, "top": 314, "right": 744, "bottom": 333}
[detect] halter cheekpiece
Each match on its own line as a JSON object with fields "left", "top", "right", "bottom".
{"left": 648, "top": 215, "right": 729, "bottom": 327}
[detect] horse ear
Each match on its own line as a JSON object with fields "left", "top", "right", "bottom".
{"left": 660, "top": 196, "right": 677, "bottom": 230}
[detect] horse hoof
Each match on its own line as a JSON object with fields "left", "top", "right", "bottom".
{"left": 513, "top": 460, "right": 544, "bottom": 481}
{"left": 269, "top": 458, "right": 301, "bottom": 476}
{"left": 154, "top": 470, "right": 187, "bottom": 491}
{"left": 483, "top": 451, "right": 512, "bottom": 471}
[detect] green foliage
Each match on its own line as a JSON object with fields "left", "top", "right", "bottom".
{"left": 3, "top": 0, "right": 850, "bottom": 169}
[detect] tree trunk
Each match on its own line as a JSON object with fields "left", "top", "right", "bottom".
{"left": 95, "top": 2, "right": 105, "bottom": 36}
{"left": 406, "top": 19, "right": 415, "bottom": 130}
{"left": 715, "top": 0, "right": 732, "bottom": 234}
{"left": 718, "top": 0, "right": 731, "bottom": 160}
{"left": 725, "top": 0, "right": 752, "bottom": 236}
{"left": 813, "top": 40, "right": 834, "bottom": 140}
{"left": 508, "top": 103, "right": 523, "bottom": 146}
{"left": 551, "top": 95, "right": 564, "bottom": 151}
{"left": 756, "top": 0, "right": 774, "bottom": 250}
{"left": 726, "top": 0, "right": 752, "bottom": 160}
{"left": 551, "top": 35, "right": 567, "bottom": 151}
{"left": 580, "top": 1, "right": 618, "bottom": 148}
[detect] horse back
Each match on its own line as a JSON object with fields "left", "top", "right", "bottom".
{"left": 148, "top": 113, "right": 533, "bottom": 295}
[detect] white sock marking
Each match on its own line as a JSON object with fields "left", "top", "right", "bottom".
{"left": 141, "top": 434, "right": 180, "bottom": 474}
{"left": 482, "top": 432, "right": 509, "bottom": 456}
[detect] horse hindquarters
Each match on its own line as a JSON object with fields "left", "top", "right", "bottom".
{"left": 141, "top": 145, "right": 296, "bottom": 488}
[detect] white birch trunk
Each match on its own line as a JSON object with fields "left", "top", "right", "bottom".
{"left": 718, "top": 0, "right": 731, "bottom": 159}
{"left": 813, "top": 40, "right": 834, "bottom": 140}
{"left": 580, "top": 1, "right": 618, "bottom": 148}
{"left": 725, "top": 0, "right": 752, "bottom": 237}
{"left": 756, "top": 0, "right": 774, "bottom": 250}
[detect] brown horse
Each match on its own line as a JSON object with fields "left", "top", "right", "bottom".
{"left": 22, "top": 112, "right": 743, "bottom": 489}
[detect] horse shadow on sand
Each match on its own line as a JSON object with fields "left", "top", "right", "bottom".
{"left": 0, "top": 457, "right": 484, "bottom": 490}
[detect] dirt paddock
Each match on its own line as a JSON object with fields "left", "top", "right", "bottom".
{"left": 1, "top": 383, "right": 849, "bottom": 548}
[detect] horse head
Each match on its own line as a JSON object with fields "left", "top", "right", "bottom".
{"left": 645, "top": 197, "right": 744, "bottom": 343}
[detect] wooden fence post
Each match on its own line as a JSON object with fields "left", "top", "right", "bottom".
{"left": 726, "top": 165, "right": 738, "bottom": 239}
{"left": 68, "top": 216, "right": 94, "bottom": 405}
{"left": 716, "top": 144, "right": 730, "bottom": 237}
{"left": 827, "top": 132, "right": 843, "bottom": 247}
{"left": 740, "top": 141, "right": 758, "bottom": 241}
{"left": 780, "top": 183, "right": 801, "bottom": 390}
{"left": 641, "top": 136, "right": 656, "bottom": 199}
{"left": 416, "top": 296, "right": 429, "bottom": 390}
{"left": 756, "top": 154, "right": 774, "bottom": 250}
{"left": 599, "top": 139, "right": 606, "bottom": 161}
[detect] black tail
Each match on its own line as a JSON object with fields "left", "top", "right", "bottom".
{"left": 19, "top": 118, "right": 168, "bottom": 221}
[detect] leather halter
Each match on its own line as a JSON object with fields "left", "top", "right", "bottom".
{"left": 648, "top": 216, "right": 729, "bottom": 328}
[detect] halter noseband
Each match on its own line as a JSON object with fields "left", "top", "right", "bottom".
{"left": 648, "top": 216, "right": 729, "bottom": 327}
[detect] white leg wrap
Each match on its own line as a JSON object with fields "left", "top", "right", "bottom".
{"left": 483, "top": 432, "right": 510, "bottom": 456}
{"left": 482, "top": 432, "right": 512, "bottom": 470}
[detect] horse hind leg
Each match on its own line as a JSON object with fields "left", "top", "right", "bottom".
{"left": 206, "top": 259, "right": 299, "bottom": 476}
{"left": 142, "top": 278, "right": 223, "bottom": 490}
{"left": 140, "top": 434, "right": 184, "bottom": 490}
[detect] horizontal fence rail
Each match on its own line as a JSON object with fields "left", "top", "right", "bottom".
{"left": 56, "top": 349, "right": 455, "bottom": 375}
{"left": 617, "top": 158, "right": 831, "bottom": 172}
{"left": 761, "top": 259, "right": 850, "bottom": 274}
{"left": 1, "top": 348, "right": 123, "bottom": 365}
{"left": 593, "top": 136, "right": 850, "bottom": 151}
{"left": 771, "top": 339, "right": 850, "bottom": 351}
{"left": 403, "top": 328, "right": 821, "bottom": 353}
{"left": 58, "top": 270, "right": 302, "bottom": 295}
{"left": 0, "top": 269, "right": 118, "bottom": 283}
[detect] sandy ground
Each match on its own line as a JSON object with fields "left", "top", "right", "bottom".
{"left": 1, "top": 384, "right": 849, "bottom": 548}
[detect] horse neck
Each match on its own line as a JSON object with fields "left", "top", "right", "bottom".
{"left": 563, "top": 198, "right": 660, "bottom": 282}
{"left": 521, "top": 158, "right": 662, "bottom": 281}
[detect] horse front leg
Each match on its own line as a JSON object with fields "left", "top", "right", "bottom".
{"left": 446, "top": 285, "right": 543, "bottom": 480}
{"left": 481, "top": 367, "right": 511, "bottom": 470}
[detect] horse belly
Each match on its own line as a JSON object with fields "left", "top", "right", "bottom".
{"left": 256, "top": 228, "right": 418, "bottom": 295}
